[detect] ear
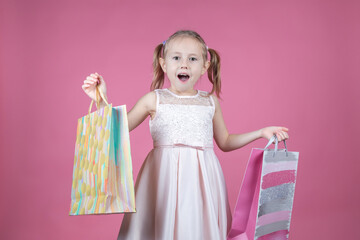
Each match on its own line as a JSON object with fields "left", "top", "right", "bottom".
{"left": 201, "top": 60, "right": 210, "bottom": 75}
{"left": 159, "top": 57, "right": 166, "bottom": 73}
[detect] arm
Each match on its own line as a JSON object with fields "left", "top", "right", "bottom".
{"left": 99, "top": 91, "right": 155, "bottom": 132}
{"left": 83, "top": 73, "right": 156, "bottom": 132}
{"left": 212, "top": 95, "right": 289, "bottom": 152}
{"left": 127, "top": 91, "right": 156, "bottom": 132}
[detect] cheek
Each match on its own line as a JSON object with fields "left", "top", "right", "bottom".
{"left": 198, "top": 65, "right": 206, "bottom": 74}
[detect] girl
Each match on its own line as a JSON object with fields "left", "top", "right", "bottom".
{"left": 82, "top": 30, "right": 289, "bottom": 240}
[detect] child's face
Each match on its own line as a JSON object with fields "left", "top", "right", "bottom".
{"left": 160, "top": 37, "right": 210, "bottom": 93}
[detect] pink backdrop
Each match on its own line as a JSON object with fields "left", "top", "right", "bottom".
{"left": 1, "top": 0, "right": 359, "bottom": 239}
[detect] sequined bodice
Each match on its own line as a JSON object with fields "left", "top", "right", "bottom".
{"left": 149, "top": 89, "right": 215, "bottom": 148}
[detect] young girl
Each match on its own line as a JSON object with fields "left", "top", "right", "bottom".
{"left": 82, "top": 30, "right": 289, "bottom": 240}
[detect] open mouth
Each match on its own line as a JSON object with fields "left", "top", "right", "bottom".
{"left": 177, "top": 73, "right": 190, "bottom": 82}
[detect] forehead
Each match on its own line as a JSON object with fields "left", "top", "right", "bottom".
{"left": 166, "top": 37, "right": 204, "bottom": 55}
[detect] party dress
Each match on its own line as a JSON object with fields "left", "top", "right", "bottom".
{"left": 117, "top": 88, "right": 232, "bottom": 240}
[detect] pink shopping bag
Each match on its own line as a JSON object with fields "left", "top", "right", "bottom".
{"left": 227, "top": 136, "right": 299, "bottom": 240}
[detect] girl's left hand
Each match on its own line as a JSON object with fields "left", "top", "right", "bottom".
{"left": 260, "top": 126, "right": 289, "bottom": 142}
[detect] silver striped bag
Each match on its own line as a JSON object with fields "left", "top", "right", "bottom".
{"left": 227, "top": 136, "right": 299, "bottom": 240}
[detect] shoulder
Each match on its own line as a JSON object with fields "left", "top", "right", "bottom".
{"left": 197, "top": 90, "right": 220, "bottom": 110}
{"left": 138, "top": 91, "right": 156, "bottom": 102}
{"left": 143, "top": 90, "right": 157, "bottom": 99}
{"left": 198, "top": 90, "right": 215, "bottom": 99}
{"left": 205, "top": 91, "right": 219, "bottom": 104}
{"left": 209, "top": 93, "right": 221, "bottom": 111}
{"left": 136, "top": 91, "right": 156, "bottom": 111}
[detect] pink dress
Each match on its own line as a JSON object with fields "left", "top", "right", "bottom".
{"left": 117, "top": 89, "right": 232, "bottom": 240}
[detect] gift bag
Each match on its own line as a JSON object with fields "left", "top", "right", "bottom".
{"left": 227, "top": 136, "right": 299, "bottom": 240}
{"left": 69, "top": 87, "right": 136, "bottom": 215}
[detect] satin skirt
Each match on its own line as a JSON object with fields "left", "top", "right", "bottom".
{"left": 117, "top": 146, "right": 232, "bottom": 240}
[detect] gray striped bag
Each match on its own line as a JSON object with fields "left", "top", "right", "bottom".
{"left": 227, "top": 136, "right": 299, "bottom": 240}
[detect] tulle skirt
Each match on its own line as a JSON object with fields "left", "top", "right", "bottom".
{"left": 117, "top": 146, "right": 232, "bottom": 240}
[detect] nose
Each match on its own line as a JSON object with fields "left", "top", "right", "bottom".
{"left": 180, "top": 58, "right": 188, "bottom": 69}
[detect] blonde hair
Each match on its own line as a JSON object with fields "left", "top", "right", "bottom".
{"left": 151, "top": 30, "right": 222, "bottom": 97}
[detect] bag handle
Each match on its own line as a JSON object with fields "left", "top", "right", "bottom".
{"left": 88, "top": 85, "right": 109, "bottom": 115}
{"left": 264, "top": 135, "right": 288, "bottom": 157}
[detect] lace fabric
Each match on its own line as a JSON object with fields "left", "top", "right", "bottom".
{"left": 158, "top": 89, "right": 213, "bottom": 106}
{"left": 149, "top": 89, "right": 215, "bottom": 148}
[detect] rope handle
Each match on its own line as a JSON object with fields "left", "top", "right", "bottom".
{"left": 88, "top": 85, "right": 109, "bottom": 115}
{"left": 264, "top": 135, "right": 288, "bottom": 157}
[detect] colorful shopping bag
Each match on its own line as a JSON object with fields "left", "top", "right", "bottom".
{"left": 227, "top": 136, "right": 299, "bottom": 240}
{"left": 69, "top": 87, "right": 136, "bottom": 215}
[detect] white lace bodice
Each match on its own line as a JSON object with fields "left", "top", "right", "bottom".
{"left": 149, "top": 89, "right": 215, "bottom": 148}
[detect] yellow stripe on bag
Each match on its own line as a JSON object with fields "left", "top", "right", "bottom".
{"left": 88, "top": 198, "right": 94, "bottom": 210}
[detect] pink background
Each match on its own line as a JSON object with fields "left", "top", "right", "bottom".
{"left": 1, "top": 0, "right": 359, "bottom": 239}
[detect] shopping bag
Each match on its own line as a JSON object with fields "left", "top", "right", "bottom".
{"left": 227, "top": 136, "right": 299, "bottom": 240}
{"left": 69, "top": 87, "right": 136, "bottom": 215}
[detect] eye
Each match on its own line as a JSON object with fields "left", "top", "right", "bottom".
{"left": 172, "top": 56, "right": 180, "bottom": 60}
{"left": 189, "top": 57, "right": 197, "bottom": 62}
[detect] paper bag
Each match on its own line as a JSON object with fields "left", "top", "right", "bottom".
{"left": 227, "top": 136, "right": 299, "bottom": 240}
{"left": 69, "top": 88, "right": 136, "bottom": 215}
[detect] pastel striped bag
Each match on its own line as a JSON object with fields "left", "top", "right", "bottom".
{"left": 227, "top": 136, "right": 299, "bottom": 240}
{"left": 69, "top": 87, "right": 136, "bottom": 215}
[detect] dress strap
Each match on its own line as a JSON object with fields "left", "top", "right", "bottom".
{"left": 154, "top": 89, "right": 160, "bottom": 109}
{"left": 208, "top": 94, "right": 216, "bottom": 118}
{"left": 209, "top": 94, "right": 215, "bottom": 108}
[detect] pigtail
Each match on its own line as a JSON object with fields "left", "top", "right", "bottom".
{"left": 207, "top": 48, "right": 222, "bottom": 98}
{"left": 151, "top": 43, "right": 165, "bottom": 91}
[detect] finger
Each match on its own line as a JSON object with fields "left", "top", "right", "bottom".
{"left": 280, "top": 131, "right": 289, "bottom": 140}
{"left": 280, "top": 132, "right": 286, "bottom": 141}
{"left": 281, "top": 131, "right": 288, "bottom": 141}
{"left": 83, "top": 80, "right": 96, "bottom": 85}
{"left": 275, "top": 133, "right": 280, "bottom": 141}
{"left": 86, "top": 76, "right": 98, "bottom": 82}
{"left": 284, "top": 132, "right": 289, "bottom": 140}
{"left": 281, "top": 127, "right": 289, "bottom": 132}
{"left": 86, "top": 77, "right": 99, "bottom": 84}
{"left": 90, "top": 73, "right": 98, "bottom": 79}
{"left": 95, "top": 72, "right": 102, "bottom": 77}
{"left": 280, "top": 131, "right": 287, "bottom": 141}
{"left": 276, "top": 132, "right": 283, "bottom": 141}
{"left": 82, "top": 84, "right": 89, "bottom": 91}
{"left": 83, "top": 81, "right": 96, "bottom": 88}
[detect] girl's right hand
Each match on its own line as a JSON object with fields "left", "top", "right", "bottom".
{"left": 81, "top": 72, "right": 107, "bottom": 103}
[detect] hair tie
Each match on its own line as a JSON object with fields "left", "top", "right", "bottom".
{"left": 206, "top": 45, "right": 209, "bottom": 51}
{"left": 162, "top": 40, "right": 166, "bottom": 45}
